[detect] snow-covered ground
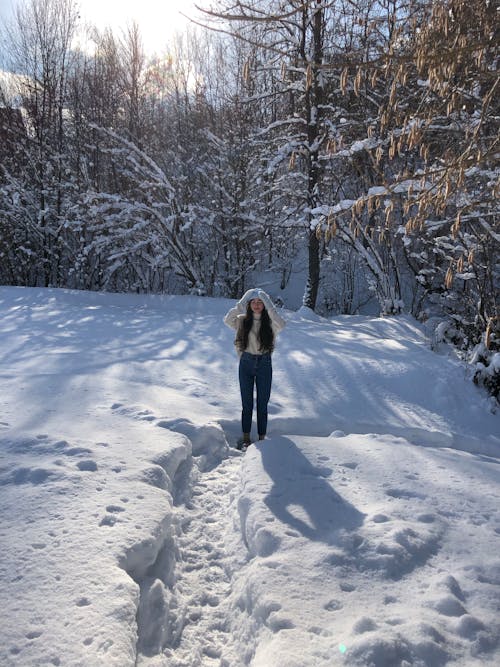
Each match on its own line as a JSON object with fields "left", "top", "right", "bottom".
{"left": 0, "top": 286, "right": 499, "bottom": 667}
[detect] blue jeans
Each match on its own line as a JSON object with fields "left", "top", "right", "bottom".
{"left": 239, "top": 352, "right": 272, "bottom": 437}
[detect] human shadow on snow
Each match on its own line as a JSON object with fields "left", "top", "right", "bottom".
{"left": 259, "top": 436, "right": 365, "bottom": 544}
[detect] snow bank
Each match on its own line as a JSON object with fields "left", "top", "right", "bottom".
{"left": 230, "top": 435, "right": 500, "bottom": 666}
{"left": 0, "top": 412, "right": 230, "bottom": 667}
{"left": 0, "top": 425, "right": 190, "bottom": 666}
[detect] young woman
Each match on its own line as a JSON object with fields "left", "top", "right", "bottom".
{"left": 224, "top": 288, "right": 286, "bottom": 448}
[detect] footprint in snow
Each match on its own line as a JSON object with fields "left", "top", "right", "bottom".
{"left": 76, "top": 460, "right": 97, "bottom": 472}
{"left": 76, "top": 597, "right": 92, "bottom": 607}
{"left": 10, "top": 467, "right": 54, "bottom": 485}
{"left": 353, "top": 617, "right": 378, "bottom": 634}
{"left": 65, "top": 447, "right": 93, "bottom": 456}
{"left": 324, "top": 599, "right": 343, "bottom": 611}
{"left": 385, "top": 617, "right": 403, "bottom": 626}
{"left": 384, "top": 595, "right": 398, "bottom": 604}
{"left": 99, "top": 515, "right": 118, "bottom": 527}
{"left": 340, "top": 582, "right": 356, "bottom": 592}
{"left": 433, "top": 596, "right": 467, "bottom": 617}
{"left": 267, "top": 613, "right": 295, "bottom": 631}
{"left": 200, "top": 593, "right": 220, "bottom": 607}
{"left": 111, "top": 403, "right": 156, "bottom": 421}
{"left": 106, "top": 505, "right": 126, "bottom": 513}
{"left": 253, "top": 528, "right": 281, "bottom": 557}
{"left": 455, "top": 614, "right": 486, "bottom": 638}
{"left": 385, "top": 488, "right": 427, "bottom": 500}
{"left": 309, "top": 626, "right": 333, "bottom": 637}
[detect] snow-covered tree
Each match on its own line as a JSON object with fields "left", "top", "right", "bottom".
{"left": 319, "top": 0, "right": 499, "bottom": 395}
{"left": 1, "top": 0, "right": 80, "bottom": 286}
{"left": 196, "top": 0, "right": 339, "bottom": 310}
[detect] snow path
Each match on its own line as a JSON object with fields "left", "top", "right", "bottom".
{"left": 135, "top": 451, "right": 243, "bottom": 667}
{"left": 109, "top": 405, "right": 246, "bottom": 666}
{"left": 159, "top": 456, "right": 242, "bottom": 667}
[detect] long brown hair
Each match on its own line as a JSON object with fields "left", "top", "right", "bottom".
{"left": 235, "top": 302, "right": 274, "bottom": 353}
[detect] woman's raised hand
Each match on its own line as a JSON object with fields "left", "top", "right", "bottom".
{"left": 237, "top": 288, "right": 259, "bottom": 309}
{"left": 257, "top": 289, "right": 273, "bottom": 309}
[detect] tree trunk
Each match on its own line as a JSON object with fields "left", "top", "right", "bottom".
{"left": 302, "top": 0, "right": 324, "bottom": 310}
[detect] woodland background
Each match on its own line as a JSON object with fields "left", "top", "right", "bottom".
{"left": 0, "top": 0, "right": 498, "bottom": 398}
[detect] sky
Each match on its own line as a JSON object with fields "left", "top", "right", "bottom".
{"left": 0, "top": 0, "right": 198, "bottom": 54}
{"left": 0, "top": 285, "right": 499, "bottom": 666}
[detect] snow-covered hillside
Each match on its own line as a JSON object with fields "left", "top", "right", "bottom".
{"left": 0, "top": 287, "right": 499, "bottom": 667}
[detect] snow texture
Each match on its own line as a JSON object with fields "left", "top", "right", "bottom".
{"left": 0, "top": 286, "right": 499, "bottom": 667}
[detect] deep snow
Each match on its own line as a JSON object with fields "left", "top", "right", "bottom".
{"left": 0, "top": 286, "right": 499, "bottom": 667}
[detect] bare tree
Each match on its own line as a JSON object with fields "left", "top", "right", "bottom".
{"left": 195, "top": 0, "right": 335, "bottom": 310}
{"left": 4, "top": 0, "right": 80, "bottom": 286}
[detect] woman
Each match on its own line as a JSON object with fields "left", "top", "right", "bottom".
{"left": 224, "top": 288, "right": 286, "bottom": 448}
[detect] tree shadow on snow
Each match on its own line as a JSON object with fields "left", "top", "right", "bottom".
{"left": 259, "top": 436, "right": 365, "bottom": 544}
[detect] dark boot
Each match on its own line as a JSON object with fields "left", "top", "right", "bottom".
{"left": 237, "top": 433, "right": 251, "bottom": 449}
